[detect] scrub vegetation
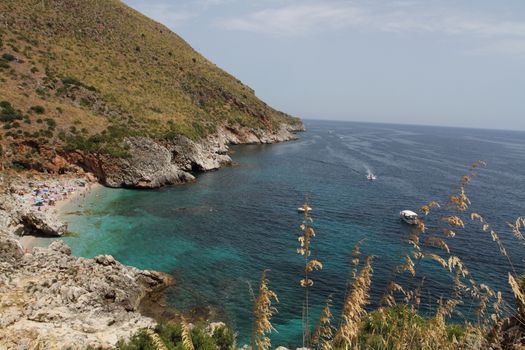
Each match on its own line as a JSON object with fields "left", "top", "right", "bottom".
{"left": 0, "top": 0, "right": 300, "bottom": 165}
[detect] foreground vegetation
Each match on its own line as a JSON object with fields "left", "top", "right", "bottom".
{"left": 118, "top": 162, "right": 524, "bottom": 349}
{"left": 109, "top": 322, "right": 235, "bottom": 350}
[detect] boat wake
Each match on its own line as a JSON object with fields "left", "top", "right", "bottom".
{"left": 366, "top": 168, "right": 377, "bottom": 181}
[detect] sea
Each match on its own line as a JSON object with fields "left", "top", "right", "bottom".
{"left": 33, "top": 120, "right": 525, "bottom": 347}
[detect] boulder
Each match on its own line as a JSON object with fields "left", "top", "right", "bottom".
{"left": 20, "top": 211, "right": 67, "bottom": 236}
{"left": 95, "top": 254, "right": 116, "bottom": 266}
{"left": 49, "top": 240, "right": 72, "bottom": 255}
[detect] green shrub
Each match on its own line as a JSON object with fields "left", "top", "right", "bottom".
{"left": 1, "top": 53, "right": 15, "bottom": 61}
{"left": 113, "top": 330, "right": 156, "bottom": 350}
{"left": 40, "top": 129, "right": 53, "bottom": 138}
{"left": 45, "top": 117, "right": 56, "bottom": 129}
{"left": 211, "top": 325, "right": 235, "bottom": 350}
{"left": 358, "top": 305, "right": 468, "bottom": 349}
{"left": 80, "top": 97, "right": 92, "bottom": 107}
{"left": 61, "top": 76, "right": 81, "bottom": 86}
{"left": 110, "top": 322, "right": 235, "bottom": 350}
{"left": 0, "top": 101, "right": 23, "bottom": 122}
{"left": 61, "top": 76, "right": 97, "bottom": 91}
{"left": 29, "top": 105, "right": 45, "bottom": 114}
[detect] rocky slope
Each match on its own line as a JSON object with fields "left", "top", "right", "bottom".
{"left": 0, "top": 238, "right": 172, "bottom": 348}
{"left": 0, "top": 0, "right": 304, "bottom": 182}
{"left": 0, "top": 175, "right": 173, "bottom": 348}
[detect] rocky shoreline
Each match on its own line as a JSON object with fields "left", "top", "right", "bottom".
{"left": 0, "top": 173, "right": 172, "bottom": 348}
{"left": 0, "top": 123, "right": 303, "bottom": 348}
{"left": 69, "top": 123, "right": 304, "bottom": 188}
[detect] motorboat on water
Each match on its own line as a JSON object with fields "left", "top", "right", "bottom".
{"left": 367, "top": 173, "right": 377, "bottom": 181}
{"left": 400, "top": 210, "right": 418, "bottom": 225}
{"left": 298, "top": 206, "right": 312, "bottom": 213}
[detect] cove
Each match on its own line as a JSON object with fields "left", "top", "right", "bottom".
{"left": 35, "top": 120, "right": 525, "bottom": 347}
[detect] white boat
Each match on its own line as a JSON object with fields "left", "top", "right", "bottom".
{"left": 400, "top": 210, "right": 418, "bottom": 225}
{"left": 298, "top": 206, "right": 312, "bottom": 213}
{"left": 367, "top": 173, "right": 377, "bottom": 181}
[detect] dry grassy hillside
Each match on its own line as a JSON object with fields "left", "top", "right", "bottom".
{"left": 0, "top": 0, "right": 301, "bottom": 167}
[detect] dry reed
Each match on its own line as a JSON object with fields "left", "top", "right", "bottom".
{"left": 297, "top": 198, "right": 322, "bottom": 348}
{"left": 180, "top": 316, "right": 195, "bottom": 350}
{"left": 251, "top": 269, "right": 278, "bottom": 350}
{"left": 334, "top": 256, "right": 373, "bottom": 349}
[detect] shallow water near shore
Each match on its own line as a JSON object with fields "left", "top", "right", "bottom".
{"left": 36, "top": 120, "right": 525, "bottom": 347}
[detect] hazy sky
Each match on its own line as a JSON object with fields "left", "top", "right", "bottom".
{"left": 123, "top": 0, "right": 525, "bottom": 130}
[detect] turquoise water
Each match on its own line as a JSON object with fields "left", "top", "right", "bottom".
{"left": 38, "top": 121, "right": 525, "bottom": 347}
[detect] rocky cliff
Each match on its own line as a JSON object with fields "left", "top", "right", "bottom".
{"left": 67, "top": 123, "right": 303, "bottom": 188}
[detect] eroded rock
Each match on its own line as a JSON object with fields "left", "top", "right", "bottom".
{"left": 0, "top": 237, "right": 173, "bottom": 348}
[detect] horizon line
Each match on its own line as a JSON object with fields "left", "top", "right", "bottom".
{"left": 299, "top": 117, "right": 525, "bottom": 133}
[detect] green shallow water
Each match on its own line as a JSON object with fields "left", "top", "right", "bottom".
{"left": 34, "top": 120, "right": 525, "bottom": 347}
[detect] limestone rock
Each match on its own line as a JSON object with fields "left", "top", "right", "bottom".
{"left": 19, "top": 211, "right": 67, "bottom": 236}
{"left": 68, "top": 122, "right": 302, "bottom": 189}
{"left": 0, "top": 237, "right": 173, "bottom": 348}
{"left": 97, "top": 137, "right": 195, "bottom": 188}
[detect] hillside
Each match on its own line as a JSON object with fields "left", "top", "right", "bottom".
{"left": 0, "top": 0, "right": 302, "bottom": 185}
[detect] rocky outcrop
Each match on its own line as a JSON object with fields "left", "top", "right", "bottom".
{"left": 0, "top": 189, "right": 66, "bottom": 237}
{"left": 97, "top": 137, "right": 195, "bottom": 188}
{"left": 70, "top": 122, "right": 303, "bottom": 189}
{"left": 0, "top": 238, "right": 173, "bottom": 348}
{"left": 19, "top": 211, "right": 68, "bottom": 236}
{"left": 220, "top": 123, "right": 303, "bottom": 145}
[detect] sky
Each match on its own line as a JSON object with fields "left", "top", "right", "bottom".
{"left": 123, "top": 0, "right": 525, "bottom": 130}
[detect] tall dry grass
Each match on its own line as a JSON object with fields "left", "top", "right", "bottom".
{"left": 297, "top": 198, "right": 323, "bottom": 348}
{"left": 312, "top": 296, "right": 335, "bottom": 350}
{"left": 251, "top": 270, "right": 279, "bottom": 350}
{"left": 180, "top": 316, "right": 195, "bottom": 350}
{"left": 249, "top": 161, "right": 524, "bottom": 349}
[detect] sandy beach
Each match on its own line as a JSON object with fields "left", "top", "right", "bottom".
{"left": 11, "top": 175, "right": 101, "bottom": 250}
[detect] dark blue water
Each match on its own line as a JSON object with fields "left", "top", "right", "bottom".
{"left": 40, "top": 121, "right": 525, "bottom": 347}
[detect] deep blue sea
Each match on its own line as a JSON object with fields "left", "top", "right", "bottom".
{"left": 35, "top": 120, "right": 525, "bottom": 347}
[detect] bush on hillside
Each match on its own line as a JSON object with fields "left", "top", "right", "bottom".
{"left": 29, "top": 105, "right": 45, "bottom": 114}
{"left": 1, "top": 53, "right": 15, "bottom": 61}
{"left": 0, "top": 101, "right": 23, "bottom": 122}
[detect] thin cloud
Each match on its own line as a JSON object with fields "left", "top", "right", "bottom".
{"left": 124, "top": 0, "right": 234, "bottom": 27}
{"left": 219, "top": 3, "right": 365, "bottom": 36}
{"left": 466, "top": 39, "right": 525, "bottom": 56}
{"left": 126, "top": 2, "right": 196, "bottom": 26}
{"left": 217, "top": 1, "right": 525, "bottom": 40}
